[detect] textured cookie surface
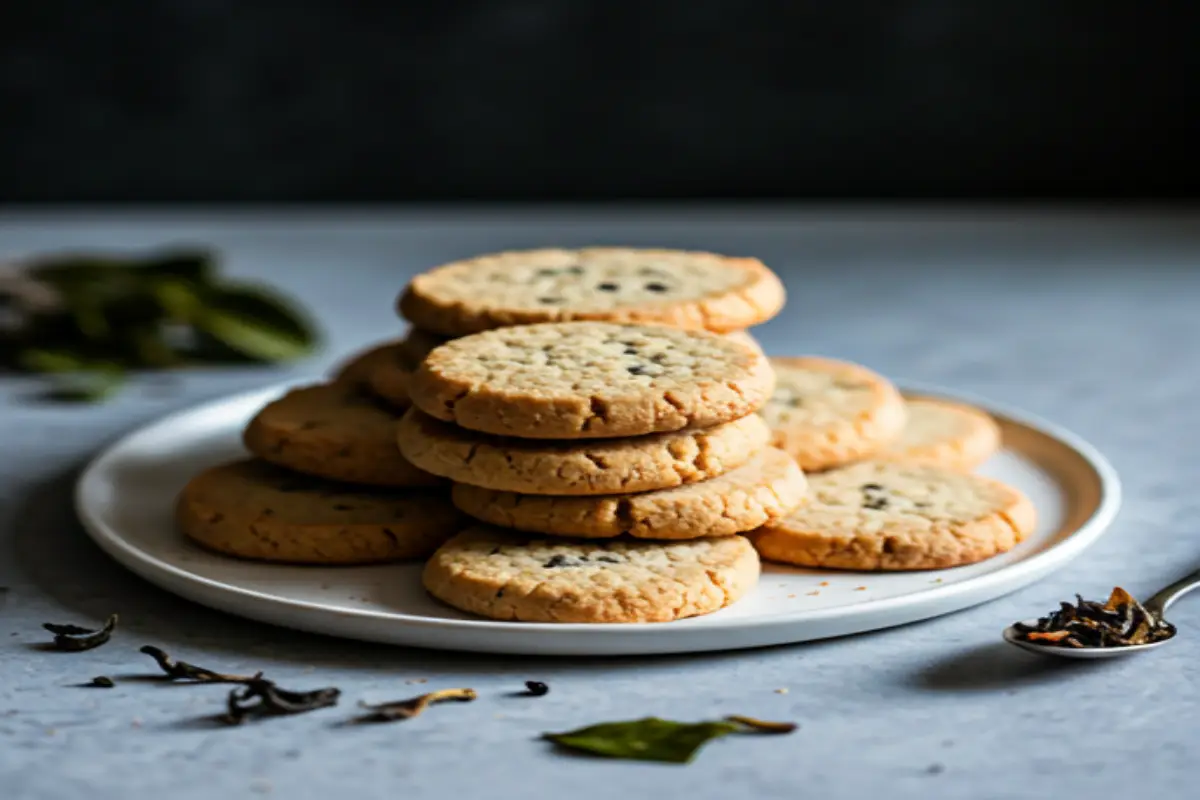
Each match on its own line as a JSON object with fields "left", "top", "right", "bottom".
{"left": 332, "top": 341, "right": 402, "bottom": 389}
{"left": 398, "top": 408, "right": 770, "bottom": 495}
{"left": 761, "top": 357, "right": 906, "bottom": 471}
{"left": 243, "top": 383, "right": 439, "bottom": 487}
{"left": 452, "top": 447, "right": 806, "bottom": 538}
{"left": 422, "top": 526, "right": 760, "bottom": 622}
{"left": 880, "top": 397, "right": 1002, "bottom": 471}
{"left": 748, "top": 460, "right": 1035, "bottom": 571}
{"left": 176, "top": 459, "right": 466, "bottom": 564}
{"left": 398, "top": 248, "right": 785, "bottom": 336}
{"left": 410, "top": 321, "right": 775, "bottom": 439}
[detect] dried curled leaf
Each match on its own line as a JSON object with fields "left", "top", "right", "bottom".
{"left": 138, "top": 645, "right": 260, "bottom": 684}
{"left": 354, "top": 688, "right": 477, "bottom": 723}
{"left": 43, "top": 614, "right": 118, "bottom": 652}
{"left": 224, "top": 679, "right": 341, "bottom": 725}
{"left": 543, "top": 715, "right": 795, "bottom": 764}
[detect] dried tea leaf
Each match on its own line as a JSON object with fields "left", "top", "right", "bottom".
{"left": 354, "top": 688, "right": 477, "bottom": 723}
{"left": 724, "top": 715, "right": 798, "bottom": 734}
{"left": 523, "top": 681, "right": 550, "bottom": 697}
{"left": 1015, "top": 586, "right": 1175, "bottom": 648}
{"left": 196, "top": 285, "right": 316, "bottom": 362}
{"left": 43, "top": 614, "right": 117, "bottom": 652}
{"left": 89, "top": 676, "right": 115, "bottom": 688}
{"left": 1104, "top": 586, "right": 1138, "bottom": 612}
{"left": 224, "top": 679, "right": 341, "bottom": 725}
{"left": 138, "top": 645, "right": 260, "bottom": 684}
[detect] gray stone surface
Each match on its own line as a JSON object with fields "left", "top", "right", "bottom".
{"left": 1, "top": 207, "right": 1198, "bottom": 800}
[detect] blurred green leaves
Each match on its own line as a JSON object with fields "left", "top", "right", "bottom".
{"left": 1, "top": 247, "right": 318, "bottom": 401}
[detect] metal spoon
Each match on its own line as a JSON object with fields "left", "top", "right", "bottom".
{"left": 1003, "top": 568, "right": 1200, "bottom": 659}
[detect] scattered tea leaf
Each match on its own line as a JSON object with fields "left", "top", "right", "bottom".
{"left": 89, "top": 676, "right": 115, "bottom": 688}
{"left": 224, "top": 679, "right": 341, "bottom": 725}
{"left": 197, "top": 285, "right": 316, "bottom": 362}
{"left": 353, "top": 688, "right": 477, "bottom": 723}
{"left": 524, "top": 681, "right": 550, "bottom": 697}
{"left": 138, "top": 645, "right": 260, "bottom": 684}
{"left": 724, "top": 715, "right": 798, "bottom": 734}
{"left": 43, "top": 614, "right": 117, "bottom": 652}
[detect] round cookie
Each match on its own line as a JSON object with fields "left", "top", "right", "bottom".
{"left": 398, "top": 248, "right": 785, "bottom": 337}
{"left": 880, "top": 397, "right": 1001, "bottom": 471}
{"left": 409, "top": 321, "right": 775, "bottom": 439}
{"left": 398, "top": 408, "right": 771, "bottom": 495}
{"left": 243, "top": 383, "right": 440, "bottom": 487}
{"left": 451, "top": 447, "right": 807, "bottom": 539}
{"left": 331, "top": 341, "right": 402, "bottom": 388}
{"left": 176, "top": 459, "right": 466, "bottom": 564}
{"left": 761, "top": 357, "right": 906, "bottom": 472}
{"left": 422, "top": 526, "right": 760, "bottom": 622}
{"left": 747, "top": 460, "right": 1036, "bottom": 571}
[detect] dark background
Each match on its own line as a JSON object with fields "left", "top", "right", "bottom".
{"left": 2, "top": 2, "right": 1198, "bottom": 203}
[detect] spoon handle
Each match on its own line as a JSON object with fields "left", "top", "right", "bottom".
{"left": 1144, "top": 568, "right": 1200, "bottom": 618}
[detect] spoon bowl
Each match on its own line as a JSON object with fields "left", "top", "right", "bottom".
{"left": 1002, "top": 619, "right": 1176, "bottom": 659}
{"left": 1003, "top": 566, "right": 1198, "bottom": 659}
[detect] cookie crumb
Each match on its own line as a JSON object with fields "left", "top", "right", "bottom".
{"left": 819, "top": 581, "right": 829, "bottom": 587}
{"left": 806, "top": 591, "right": 820, "bottom": 596}
{"left": 406, "top": 678, "right": 428, "bottom": 685}
{"left": 787, "top": 594, "right": 796, "bottom": 599}
{"left": 774, "top": 688, "right": 789, "bottom": 695}
{"left": 854, "top": 586, "right": 867, "bottom": 591}
{"left": 931, "top": 578, "right": 944, "bottom": 584}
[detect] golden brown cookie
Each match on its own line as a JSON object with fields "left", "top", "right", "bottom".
{"left": 330, "top": 341, "right": 414, "bottom": 409}
{"left": 398, "top": 247, "right": 785, "bottom": 337}
{"left": 760, "top": 357, "right": 906, "bottom": 471}
{"left": 176, "top": 459, "right": 466, "bottom": 564}
{"left": 331, "top": 341, "right": 402, "bottom": 388}
{"left": 880, "top": 397, "right": 1002, "bottom": 471}
{"left": 747, "top": 460, "right": 1036, "bottom": 571}
{"left": 422, "top": 526, "right": 760, "bottom": 622}
{"left": 409, "top": 321, "right": 775, "bottom": 439}
{"left": 451, "top": 447, "right": 807, "bottom": 539}
{"left": 397, "top": 408, "right": 770, "bottom": 495}
{"left": 243, "top": 382, "right": 440, "bottom": 487}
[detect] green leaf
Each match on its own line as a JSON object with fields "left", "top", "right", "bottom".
{"left": 151, "top": 279, "right": 204, "bottom": 322}
{"left": 542, "top": 716, "right": 797, "bottom": 764}
{"left": 196, "top": 285, "right": 317, "bottom": 362}
{"left": 18, "top": 348, "right": 88, "bottom": 373}
{"left": 40, "top": 365, "right": 125, "bottom": 403}
{"left": 543, "top": 718, "right": 741, "bottom": 764}
{"left": 138, "top": 249, "right": 216, "bottom": 283}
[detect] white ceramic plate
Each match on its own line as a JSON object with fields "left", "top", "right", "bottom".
{"left": 75, "top": 381, "right": 1120, "bottom": 656}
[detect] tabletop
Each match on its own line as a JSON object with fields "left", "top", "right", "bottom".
{"left": 2, "top": 206, "right": 1198, "bottom": 800}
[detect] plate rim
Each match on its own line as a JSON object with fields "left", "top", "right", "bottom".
{"left": 73, "top": 378, "right": 1122, "bottom": 646}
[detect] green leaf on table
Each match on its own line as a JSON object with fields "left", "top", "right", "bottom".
{"left": 196, "top": 285, "right": 317, "bottom": 362}
{"left": 542, "top": 715, "right": 794, "bottom": 764}
{"left": 151, "top": 279, "right": 204, "bottom": 322}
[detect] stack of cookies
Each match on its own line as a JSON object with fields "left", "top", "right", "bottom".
{"left": 175, "top": 244, "right": 1038, "bottom": 626}
{"left": 399, "top": 321, "right": 809, "bottom": 622}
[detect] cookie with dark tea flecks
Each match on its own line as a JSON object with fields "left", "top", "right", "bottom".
{"left": 176, "top": 459, "right": 464, "bottom": 564}
{"left": 397, "top": 248, "right": 785, "bottom": 337}
{"left": 421, "top": 526, "right": 761, "bottom": 622}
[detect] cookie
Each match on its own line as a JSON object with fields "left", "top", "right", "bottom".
{"left": 747, "top": 460, "right": 1036, "bottom": 571}
{"left": 760, "top": 357, "right": 906, "bottom": 471}
{"left": 397, "top": 407, "right": 771, "bottom": 495}
{"left": 331, "top": 341, "right": 402, "bottom": 388}
{"left": 422, "top": 526, "right": 760, "bottom": 622}
{"left": 451, "top": 447, "right": 807, "bottom": 539}
{"left": 398, "top": 247, "right": 785, "bottom": 337}
{"left": 399, "top": 327, "right": 451, "bottom": 364}
{"left": 243, "top": 383, "right": 440, "bottom": 487}
{"left": 880, "top": 397, "right": 1001, "bottom": 471}
{"left": 176, "top": 459, "right": 466, "bottom": 564}
{"left": 409, "top": 321, "right": 775, "bottom": 439}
